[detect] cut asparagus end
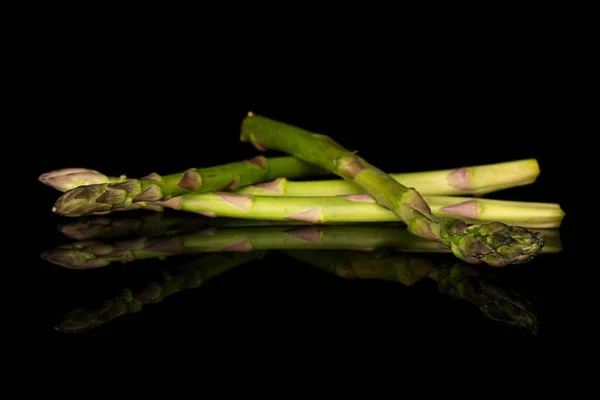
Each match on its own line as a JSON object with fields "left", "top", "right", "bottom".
{"left": 447, "top": 222, "right": 545, "bottom": 267}
{"left": 390, "top": 159, "right": 541, "bottom": 196}
{"left": 38, "top": 168, "right": 117, "bottom": 192}
{"left": 429, "top": 196, "right": 566, "bottom": 229}
{"left": 52, "top": 180, "right": 145, "bottom": 217}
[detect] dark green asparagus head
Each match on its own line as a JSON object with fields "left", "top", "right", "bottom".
{"left": 56, "top": 289, "right": 143, "bottom": 333}
{"left": 52, "top": 180, "right": 147, "bottom": 217}
{"left": 443, "top": 221, "right": 545, "bottom": 267}
{"left": 38, "top": 168, "right": 113, "bottom": 192}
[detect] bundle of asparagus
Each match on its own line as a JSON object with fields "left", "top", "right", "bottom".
{"left": 40, "top": 113, "right": 565, "bottom": 267}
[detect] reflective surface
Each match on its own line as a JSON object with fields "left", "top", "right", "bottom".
{"left": 30, "top": 210, "right": 569, "bottom": 339}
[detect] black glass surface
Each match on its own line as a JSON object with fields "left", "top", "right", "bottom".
{"left": 21, "top": 63, "right": 574, "bottom": 344}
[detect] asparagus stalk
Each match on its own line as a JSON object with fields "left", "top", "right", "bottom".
{"left": 158, "top": 192, "right": 564, "bottom": 229}
{"left": 50, "top": 156, "right": 328, "bottom": 217}
{"left": 40, "top": 158, "right": 540, "bottom": 197}
{"left": 283, "top": 249, "right": 539, "bottom": 334}
{"left": 41, "top": 225, "right": 562, "bottom": 270}
{"left": 55, "top": 252, "right": 264, "bottom": 333}
{"left": 239, "top": 113, "right": 545, "bottom": 267}
{"left": 234, "top": 159, "right": 540, "bottom": 197}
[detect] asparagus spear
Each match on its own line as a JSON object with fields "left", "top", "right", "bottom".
{"left": 158, "top": 192, "right": 564, "bottom": 229}
{"left": 41, "top": 225, "right": 562, "bottom": 270}
{"left": 50, "top": 156, "right": 328, "bottom": 217}
{"left": 239, "top": 113, "right": 545, "bottom": 267}
{"left": 234, "top": 158, "right": 540, "bottom": 197}
{"left": 283, "top": 249, "right": 539, "bottom": 334}
{"left": 55, "top": 251, "right": 264, "bottom": 333}
{"left": 40, "top": 158, "right": 540, "bottom": 196}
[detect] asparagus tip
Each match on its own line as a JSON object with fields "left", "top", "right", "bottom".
{"left": 39, "top": 168, "right": 111, "bottom": 192}
{"left": 453, "top": 222, "right": 546, "bottom": 267}
{"left": 52, "top": 180, "right": 141, "bottom": 217}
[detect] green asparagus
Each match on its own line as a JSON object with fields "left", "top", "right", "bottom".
{"left": 157, "top": 192, "right": 564, "bottom": 229}
{"left": 239, "top": 113, "right": 546, "bottom": 267}
{"left": 50, "top": 156, "right": 327, "bottom": 217}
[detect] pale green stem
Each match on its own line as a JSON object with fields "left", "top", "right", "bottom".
{"left": 160, "top": 193, "right": 565, "bottom": 229}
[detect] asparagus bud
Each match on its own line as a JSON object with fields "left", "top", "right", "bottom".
{"left": 39, "top": 168, "right": 118, "bottom": 192}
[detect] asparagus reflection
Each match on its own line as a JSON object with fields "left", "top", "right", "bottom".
{"left": 55, "top": 252, "right": 264, "bottom": 333}
{"left": 284, "top": 250, "right": 539, "bottom": 334}
{"left": 43, "top": 223, "right": 562, "bottom": 270}
{"left": 43, "top": 216, "right": 560, "bottom": 334}
{"left": 52, "top": 247, "right": 541, "bottom": 334}
{"left": 57, "top": 212, "right": 318, "bottom": 241}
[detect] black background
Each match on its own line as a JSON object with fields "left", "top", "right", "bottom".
{"left": 15, "top": 28, "right": 577, "bottom": 348}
